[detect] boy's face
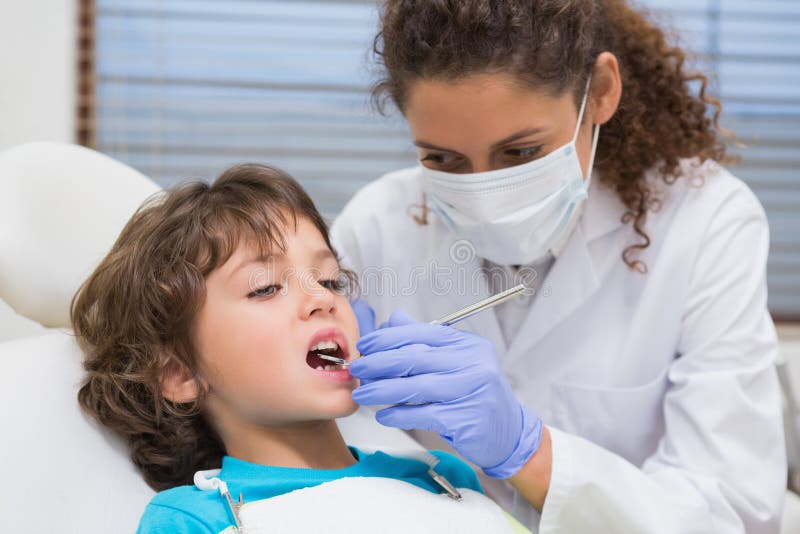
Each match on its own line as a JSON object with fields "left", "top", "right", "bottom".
{"left": 192, "top": 216, "right": 359, "bottom": 434}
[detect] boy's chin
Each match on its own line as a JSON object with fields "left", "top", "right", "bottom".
{"left": 330, "top": 399, "right": 360, "bottom": 419}
{"left": 312, "top": 395, "right": 360, "bottom": 420}
{"left": 340, "top": 401, "right": 360, "bottom": 418}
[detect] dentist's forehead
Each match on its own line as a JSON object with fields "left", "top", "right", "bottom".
{"left": 404, "top": 74, "right": 573, "bottom": 150}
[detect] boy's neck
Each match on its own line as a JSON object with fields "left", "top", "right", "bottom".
{"left": 222, "top": 419, "right": 357, "bottom": 470}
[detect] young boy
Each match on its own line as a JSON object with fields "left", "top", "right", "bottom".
{"left": 71, "top": 164, "right": 482, "bottom": 532}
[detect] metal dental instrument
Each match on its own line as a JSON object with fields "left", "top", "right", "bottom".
{"left": 317, "top": 284, "right": 527, "bottom": 368}
{"left": 429, "top": 283, "right": 527, "bottom": 327}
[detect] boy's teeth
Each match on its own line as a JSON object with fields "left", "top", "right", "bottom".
{"left": 310, "top": 340, "right": 339, "bottom": 352}
{"left": 314, "top": 364, "right": 341, "bottom": 372}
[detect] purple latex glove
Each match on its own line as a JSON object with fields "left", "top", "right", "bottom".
{"left": 349, "top": 310, "right": 543, "bottom": 479}
{"left": 349, "top": 299, "right": 376, "bottom": 338}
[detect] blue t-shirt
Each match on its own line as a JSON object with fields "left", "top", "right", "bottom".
{"left": 137, "top": 447, "right": 482, "bottom": 533}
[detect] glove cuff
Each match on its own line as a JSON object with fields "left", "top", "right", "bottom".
{"left": 483, "top": 405, "right": 543, "bottom": 479}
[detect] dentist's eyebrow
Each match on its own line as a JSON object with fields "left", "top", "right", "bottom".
{"left": 490, "top": 127, "right": 545, "bottom": 149}
{"left": 414, "top": 127, "right": 545, "bottom": 153}
{"left": 413, "top": 140, "right": 464, "bottom": 154}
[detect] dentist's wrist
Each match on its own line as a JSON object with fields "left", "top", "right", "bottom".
{"left": 483, "top": 405, "right": 543, "bottom": 479}
{"left": 508, "top": 425, "right": 552, "bottom": 512}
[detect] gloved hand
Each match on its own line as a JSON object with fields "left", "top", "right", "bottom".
{"left": 349, "top": 310, "right": 543, "bottom": 479}
{"left": 349, "top": 299, "right": 376, "bottom": 338}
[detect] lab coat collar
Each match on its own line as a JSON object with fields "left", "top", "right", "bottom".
{"left": 581, "top": 175, "right": 627, "bottom": 243}
{"left": 505, "top": 223, "right": 599, "bottom": 359}
{"left": 503, "top": 178, "right": 627, "bottom": 363}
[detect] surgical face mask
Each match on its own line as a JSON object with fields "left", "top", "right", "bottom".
{"left": 421, "top": 78, "right": 601, "bottom": 266}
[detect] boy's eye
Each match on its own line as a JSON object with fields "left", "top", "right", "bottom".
{"left": 248, "top": 284, "right": 281, "bottom": 299}
{"left": 320, "top": 278, "right": 346, "bottom": 294}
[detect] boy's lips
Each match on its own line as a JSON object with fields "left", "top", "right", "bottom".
{"left": 306, "top": 327, "right": 353, "bottom": 383}
{"left": 305, "top": 326, "right": 356, "bottom": 377}
{"left": 306, "top": 326, "right": 351, "bottom": 360}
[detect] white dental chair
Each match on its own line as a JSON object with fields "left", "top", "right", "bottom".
{"left": 0, "top": 142, "right": 161, "bottom": 532}
{"left": 0, "top": 142, "right": 420, "bottom": 533}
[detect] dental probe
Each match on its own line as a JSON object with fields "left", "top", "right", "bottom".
{"left": 317, "top": 283, "right": 527, "bottom": 367}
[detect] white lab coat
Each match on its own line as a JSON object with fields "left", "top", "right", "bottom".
{"left": 330, "top": 159, "right": 786, "bottom": 533}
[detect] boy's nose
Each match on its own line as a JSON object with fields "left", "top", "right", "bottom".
{"left": 300, "top": 282, "right": 337, "bottom": 319}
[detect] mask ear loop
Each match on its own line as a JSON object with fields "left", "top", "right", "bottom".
{"left": 573, "top": 74, "right": 601, "bottom": 189}
{"left": 572, "top": 74, "right": 593, "bottom": 145}
{"left": 585, "top": 123, "right": 601, "bottom": 189}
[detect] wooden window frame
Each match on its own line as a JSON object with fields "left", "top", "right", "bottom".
{"left": 77, "top": 0, "right": 96, "bottom": 148}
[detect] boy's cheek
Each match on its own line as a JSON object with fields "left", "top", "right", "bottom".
{"left": 338, "top": 298, "right": 361, "bottom": 347}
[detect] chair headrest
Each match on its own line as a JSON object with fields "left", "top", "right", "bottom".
{"left": 0, "top": 142, "right": 160, "bottom": 327}
{"left": 0, "top": 331, "right": 155, "bottom": 532}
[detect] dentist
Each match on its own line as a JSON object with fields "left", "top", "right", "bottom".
{"left": 331, "top": 1, "right": 785, "bottom": 532}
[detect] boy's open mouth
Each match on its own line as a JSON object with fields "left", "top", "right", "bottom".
{"left": 305, "top": 339, "right": 347, "bottom": 370}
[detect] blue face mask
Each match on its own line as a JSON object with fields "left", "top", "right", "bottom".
{"left": 421, "top": 77, "right": 600, "bottom": 265}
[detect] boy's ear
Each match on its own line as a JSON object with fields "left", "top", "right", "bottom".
{"left": 160, "top": 355, "right": 201, "bottom": 404}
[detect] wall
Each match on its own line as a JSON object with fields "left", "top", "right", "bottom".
{"left": 0, "top": 1, "right": 77, "bottom": 151}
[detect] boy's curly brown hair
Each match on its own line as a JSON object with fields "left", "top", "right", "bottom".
{"left": 72, "top": 164, "right": 351, "bottom": 491}
{"left": 372, "top": 0, "right": 735, "bottom": 271}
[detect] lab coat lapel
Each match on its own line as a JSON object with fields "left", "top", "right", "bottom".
{"left": 504, "top": 180, "right": 625, "bottom": 364}
{"left": 505, "top": 224, "right": 598, "bottom": 360}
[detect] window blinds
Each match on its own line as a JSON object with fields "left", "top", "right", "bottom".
{"left": 95, "top": 0, "right": 415, "bottom": 217}
{"left": 93, "top": 0, "right": 799, "bottom": 318}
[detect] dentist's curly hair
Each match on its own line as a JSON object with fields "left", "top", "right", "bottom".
{"left": 72, "top": 164, "right": 355, "bottom": 491}
{"left": 372, "top": 0, "right": 735, "bottom": 272}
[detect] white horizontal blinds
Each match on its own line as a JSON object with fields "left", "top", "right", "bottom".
{"left": 640, "top": 0, "right": 800, "bottom": 319}
{"left": 95, "top": 0, "right": 799, "bottom": 318}
{"left": 94, "top": 0, "right": 416, "bottom": 217}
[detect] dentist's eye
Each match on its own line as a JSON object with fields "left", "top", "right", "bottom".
{"left": 505, "top": 146, "right": 541, "bottom": 159}
{"left": 248, "top": 284, "right": 281, "bottom": 299}
{"left": 421, "top": 152, "right": 459, "bottom": 168}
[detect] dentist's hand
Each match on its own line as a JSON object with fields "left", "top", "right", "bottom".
{"left": 349, "top": 299, "right": 376, "bottom": 337}
{"left": 349, "top": 310, "right": 543, "bottom": 479}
